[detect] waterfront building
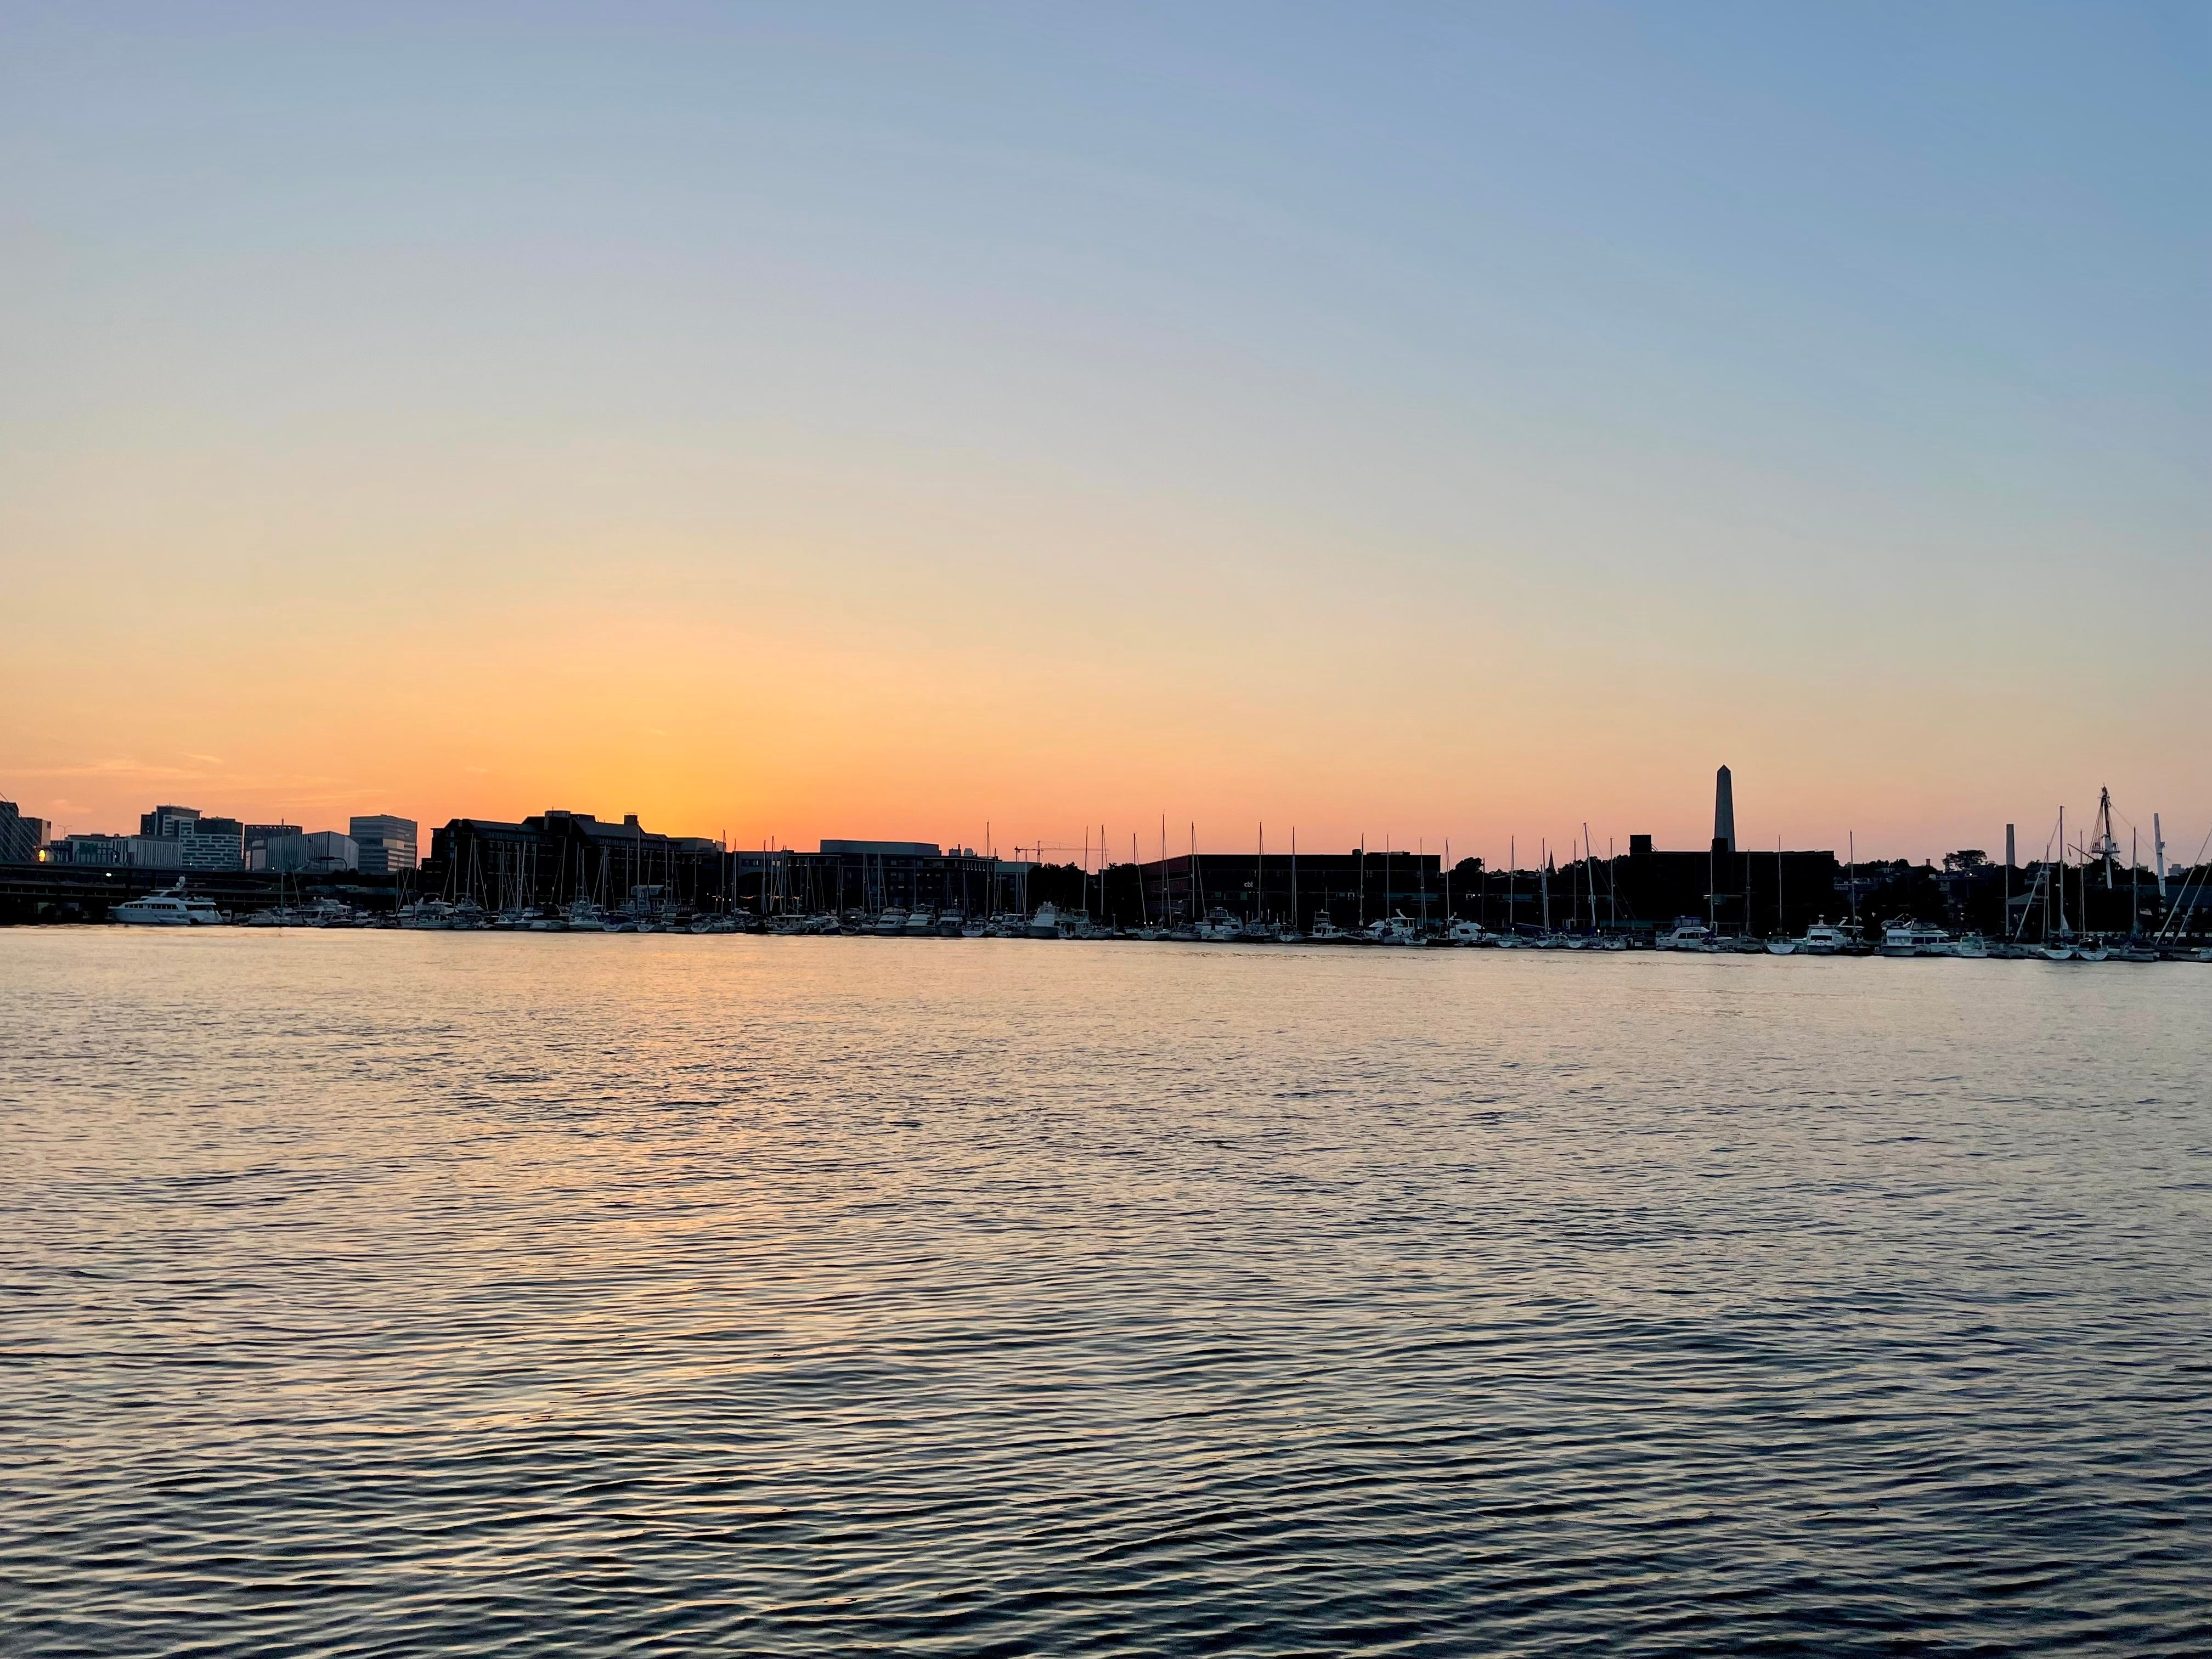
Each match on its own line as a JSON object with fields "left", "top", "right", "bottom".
{"left": 263, "top": 831, "right": 358, "bottom": 873}
{"left": 127, "top": 837, "right": 185, "bottom": 870}
{"left": 178, "top": 821, "right": 246, "bottom": 871}
{"left": 118, "top": 804, "right": 246, "bottom": 870}
{"left": 1, "top": 800, "right": 50, "bottom": 864}
{"left": 349, "top": 815, "right": 418, "bottom": 875}
{"left": 425, "top": 810, "right": 727, "bottom": 915}
{"left": 43, "top": 833, "right": 133, "bottom": 867}
{"left": 244, "top": 823, "right": 302, "bottom": 864}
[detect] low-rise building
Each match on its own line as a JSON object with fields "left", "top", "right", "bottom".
{"left": 263, "top": 831, "right": 358, "bottom": 873}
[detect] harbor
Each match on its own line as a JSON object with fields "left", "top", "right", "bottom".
{"left": 7, "top": 769, "right": 2205, "bottom": 961}
{"left": 8, "top": 772, "right": 2208, "bottom": 959}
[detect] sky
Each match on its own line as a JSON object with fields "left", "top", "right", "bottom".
{"left": 2, "top": 2, "right": 2205, "bottom": 867}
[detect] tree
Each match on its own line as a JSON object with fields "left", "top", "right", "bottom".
{"left": 1942, "top": 849, "right": 1988, "bottom": 872}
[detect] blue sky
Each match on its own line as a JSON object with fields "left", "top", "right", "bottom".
{"left": 2, "top": 3, "right": 2205, "bottom": 856}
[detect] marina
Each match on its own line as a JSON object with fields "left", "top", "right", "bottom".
{"left": 14, "top": 775, "right": 2206, "bottom": 962}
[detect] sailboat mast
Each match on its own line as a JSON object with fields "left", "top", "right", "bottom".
{"left": 1583, "top": 822, "right": 1595, "bottom": 930}
{"left": 2044, "top": 814, "right": 2061, "bottom": 942}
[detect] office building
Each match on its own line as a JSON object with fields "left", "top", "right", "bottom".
{"left": 1, "top": 800, "right": 50, "bottom": 864}
{"left": 263, "top": 831, "right": 358, "bottom": 874}
{"left": 140, "top": 804, "right": 201, "bottom": 839}
{"left": 349, "top": 815, "right": 418, "bottom": 875}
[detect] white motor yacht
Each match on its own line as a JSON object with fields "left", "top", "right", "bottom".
{"left": 1656, "top": 920, "right": 1716, "bottom": 952}
{"left": 1307, "top": 911, "right": 1348, "bottom": 943}
{"left": 1364, "top": 913, "right": 1421, "bottom": 946}
{"left": 1195, "top": 907, "right": 1243, "bottom": 942}
{"left": 1880, "top": 920, "right": 1953, "bottom": 957}
{"left": 1796, "top": 920, "right": 1847, "bottom": 954}
{"left": 1444, "top": 918, "right": 1488, "bottom": 946}
{"left": 115, "top": 883, "right": 225, "bottom": 927}
{"left": 1026, "top": 903, "right": 1065, "bottom": 940}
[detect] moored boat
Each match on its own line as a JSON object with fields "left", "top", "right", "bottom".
{"left": 116, "top": 882, "right": 226, "bottom": 927}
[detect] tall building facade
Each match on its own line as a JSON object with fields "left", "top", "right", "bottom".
{"left": 0, "top": 800, "right": 50, "bottom": 864}
{"left": 349, "top": 815, "right": 418, "bottom": 875}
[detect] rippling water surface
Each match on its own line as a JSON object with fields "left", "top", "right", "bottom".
{"left": 4, "top": 932, "right": 2208, "bottom": 1655}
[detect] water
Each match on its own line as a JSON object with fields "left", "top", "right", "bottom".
{"left": 4, "top": 932, "right": 2207, "bottom": 1656}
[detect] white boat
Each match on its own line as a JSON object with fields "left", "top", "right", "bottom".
{"left": 115, "top": 883, "right": 225, "bottom": 927}
{"left": 1237, "top": 918, "right": 1280, "bottom": 943}
{"left": 1798, "top": 919, "right": 1855, "bottom": 955}
{"left": 565, "top": 899, "right": 608, "bottom": 932}
{"left": 1308, "top": 911, "right": 1350, "bottom": 943}
{"left": 2074, "top": 939, "right": 2111, "bottom": 962}
{"left": 873, "top": 907, "right": 910, "bottom": 936}
{"left": 1656, "top": 920, "right": 1716, "bottom": 952}
{"left": 904, "top": 908, "right": 936, "bottom": 936}
{"left": 1027, "top": 903, "right": 1065, "bottom": 940}
{"left": 1947, "top": 933, "right": 1989, "bottom": 959}
{"left": 1195, "top": 907, "right": 1243, "bottom": 942}
{"left": 1444, "top": 918, "right": 1488, "bottom": 946}
{"left": 1364, "top": 913, "right": 1421, "bottom": 946}
{"left": 398, "top": 900, "right": 454, "bottom": 930}
{"left": 1765, "top": 936, "right": 1799, "bottom": 955}
{"left": 1880, "top": 919, "right": 1953, "bottom": 957}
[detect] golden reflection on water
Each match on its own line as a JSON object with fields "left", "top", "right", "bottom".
{"left": 4, "top": 931, "right": 2208, "bottom": 1654}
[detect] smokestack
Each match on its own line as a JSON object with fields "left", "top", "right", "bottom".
{"left": 1713, "top": 765, "right": 1736, "bottom": 853}
{"left": 2006, "top": 823, "right": 2015, "bottom": 869}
